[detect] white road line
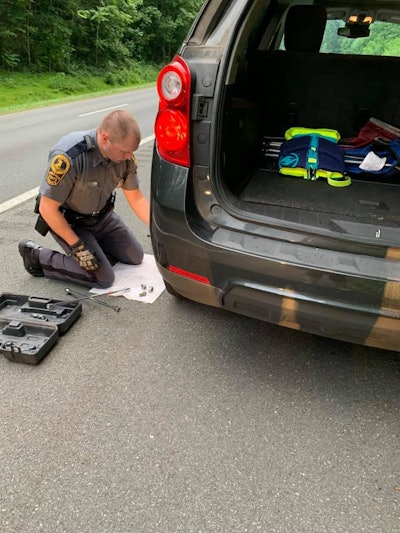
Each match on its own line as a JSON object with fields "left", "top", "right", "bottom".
{"left": 0, "top": 134, "right": 155, "bottom": 214}
{"left": 140, "top": 134, "right": 155, "bottom": 146}
{"left": 78, "top": 104, "right": 128, "bottom": 117}
{"left": 0, "top": 187, "right": 39, "bottom": 215}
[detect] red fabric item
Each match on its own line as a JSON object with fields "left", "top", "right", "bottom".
{"left": 342, "top": 117, "right": 400, "bottom": 147}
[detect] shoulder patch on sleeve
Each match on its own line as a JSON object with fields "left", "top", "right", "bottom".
{"left": 46, "top": 154, "right": 71, "bottom": 186}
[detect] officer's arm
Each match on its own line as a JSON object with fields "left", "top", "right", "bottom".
{"left": 39, "top": 196, "right": 80, "bottom": 246}
{"left": 123, "top": 188, "right": 150, "bottom": 225}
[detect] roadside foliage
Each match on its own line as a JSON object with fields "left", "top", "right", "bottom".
{"left": 0, "top": 0, "right": 204, "bottom": 71}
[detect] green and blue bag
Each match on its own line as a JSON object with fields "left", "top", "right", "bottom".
{"left": 278, "top": 127, "right": 351, "bottom": 187}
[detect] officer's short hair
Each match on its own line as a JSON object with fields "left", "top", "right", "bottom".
{"left": 100, "top": 110, "right": 141, "bottom": 145}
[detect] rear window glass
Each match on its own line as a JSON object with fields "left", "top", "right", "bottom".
{"left": 320, "top": 20, "right": 400, "bottom": 56}
{"left": 279, "top": 19, "right": 400, "bottom": 57}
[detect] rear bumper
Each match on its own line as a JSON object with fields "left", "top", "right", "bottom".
{"left": 151, "top": 200, "right": 400, "bottom": 353}
{"left": 157, "top": 259, "right": 400, "bottom": 352}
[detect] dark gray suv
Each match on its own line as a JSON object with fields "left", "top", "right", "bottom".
{"left": 150, "top": 0, "right": 400, "bottom": 352}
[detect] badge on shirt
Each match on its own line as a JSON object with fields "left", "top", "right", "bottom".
{"left": 46, "top": 154, "right": 71, "bottom": 186}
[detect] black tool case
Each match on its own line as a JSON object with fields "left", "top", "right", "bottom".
{"left": 0, "top": 293, "right": 82, "bottom": 364}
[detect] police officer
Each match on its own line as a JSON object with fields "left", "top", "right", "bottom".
{"left": 18, "top": 110, "right": 150, "bottom": 289}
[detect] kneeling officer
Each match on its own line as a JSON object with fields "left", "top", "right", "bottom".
{"left": 19, "top": 110, "right": 150, "bottom": 289}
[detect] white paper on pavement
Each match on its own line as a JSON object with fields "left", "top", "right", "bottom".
{"left": 90, "top": 254, "right": 165, "bottom": 304}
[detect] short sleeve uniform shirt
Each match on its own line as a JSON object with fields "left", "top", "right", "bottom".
{"left": 39, "top": 128, "right": 139, "bottom": 215}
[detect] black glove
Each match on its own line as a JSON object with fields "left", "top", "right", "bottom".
{"left": 70, "top": 240, "right": 99, "bottom": 271}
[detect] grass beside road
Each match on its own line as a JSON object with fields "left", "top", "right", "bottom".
{"left": 0, "top": 66, "right": 159, "bottom": 114}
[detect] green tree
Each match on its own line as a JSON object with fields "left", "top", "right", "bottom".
{"left": 138, "top": 0, "right": 204, "bottom": 63}
{"left": 29, "top": 0, "right": 75, "bottom": 71}
{"left": 78, "top": 0, "right": 142, "bottom": 66}
{"left": 0, "top": 0, "right": 205, "bottom": 72}
{"left": 0, "top": 0, "right": 32, "bottom": 69}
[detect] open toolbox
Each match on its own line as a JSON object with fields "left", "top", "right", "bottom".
{"left": 0, "top": 293, "right": 82, "bottom": 365}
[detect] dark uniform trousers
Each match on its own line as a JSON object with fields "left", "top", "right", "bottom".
{"left": 38, "top": 210, "right": 144, "bottom": 288}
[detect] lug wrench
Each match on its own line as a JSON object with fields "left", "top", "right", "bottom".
{"left": 64, "top": 290, "right": 121, "bottom": 312}
{"left": 65, "top": 287, "right": 131, "bottom": 312}
{"left": 48, "top": 287, "right": 129, "bottom": 312}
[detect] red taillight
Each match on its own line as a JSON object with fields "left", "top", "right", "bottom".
{"left": 155, "top": 56, "right": 191, "bottom": 167}
{"left": 155, "top": 109, "right": 188, "bottom": 153}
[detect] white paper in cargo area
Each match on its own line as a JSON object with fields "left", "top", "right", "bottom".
{"left": 90, "top": 254, "right": 165, "bottom": 304}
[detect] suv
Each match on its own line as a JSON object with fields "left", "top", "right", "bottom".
{"left": 150, "top": 0, "right": 400, "bottom": 352}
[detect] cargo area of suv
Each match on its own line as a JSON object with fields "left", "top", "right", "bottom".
{"left": 151, "top": 0, "right": 400, "bottom": 352}
{"left": 218, "top": 1, "right": 400, "bottom": 241}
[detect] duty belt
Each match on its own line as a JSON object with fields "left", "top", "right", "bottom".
{"left": 61, "top": 194, "right": 115, "bottom": 222}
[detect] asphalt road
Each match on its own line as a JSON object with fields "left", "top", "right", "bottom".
{"left": 0, "top": 103, "right": 399, "bottom": 533}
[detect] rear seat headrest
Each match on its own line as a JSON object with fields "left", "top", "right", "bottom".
{"left": 284, "top": 5, "right": 327, "bottom": 52}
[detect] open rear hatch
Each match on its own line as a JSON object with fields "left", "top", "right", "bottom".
{"left": 217, "top": 2, "right": 400, "bottom": 245}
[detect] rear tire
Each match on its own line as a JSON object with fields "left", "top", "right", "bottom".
{"left": 164, "top": 281, "right": 182, "bottom": 298}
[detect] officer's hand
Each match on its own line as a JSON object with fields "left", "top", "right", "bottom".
{"left": 70, "top": 240, "right": 99, "bottom": 271}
